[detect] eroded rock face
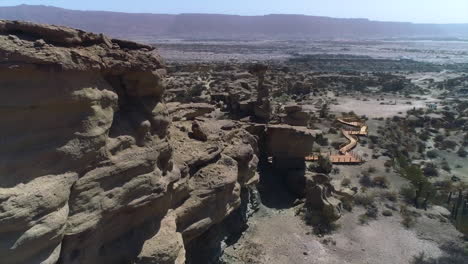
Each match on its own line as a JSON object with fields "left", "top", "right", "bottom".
{"left": 169, "top": 118, "right": 259, "bottom": 243}
{"left": 304, "top": 174, "right": 342, "bottom": 222}
{"left": 0, "top": 20, "right": 259, "bottom": 264}
{"left": 266, "top": 124, "right": 320, "bottom": 159}
{"left": 282, "top": 104, "right": 312, "bottom": 127}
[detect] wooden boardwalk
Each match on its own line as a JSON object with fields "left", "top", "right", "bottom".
{"left": 305, "top": 152, "right": 364, "bottom": 164}
{"left": 305, "top": 118, "right": 368, "bottom": 164}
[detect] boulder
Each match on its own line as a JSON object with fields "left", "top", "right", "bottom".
{"left": 189, "top": 121, "right": 209, "bottom": 142}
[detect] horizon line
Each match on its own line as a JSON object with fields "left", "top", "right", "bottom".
{"left": 2, "top": 4, "right": 468, "bottom": 25}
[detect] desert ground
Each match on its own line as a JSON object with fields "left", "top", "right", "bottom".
{"left": 160, "top": 39, "right": 468, "bottom": 264}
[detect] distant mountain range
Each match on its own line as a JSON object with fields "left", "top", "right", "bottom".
{"left": 1, "top": 5, "right": 467, "bottom": 41}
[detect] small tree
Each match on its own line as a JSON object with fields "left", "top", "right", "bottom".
{"left": 402, "top": 165, "right": 435, "bottom": 209}
{"left": 320, "top": 103, "right": 329, "bottom": 118}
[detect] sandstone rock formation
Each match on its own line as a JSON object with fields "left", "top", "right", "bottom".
{"left": 282, "top": 104, "right": 313, "bottom": 127}
{"left": 0, "top": 20, "right": 258, "bottom": 264}
{"left": 266, "top": 125, "right": 320, "bottom": 159}
{"left": 249, "top": 64, "right": 271, "bottom": 122}
{"left": 304, "top": 174, "right": 342, "bottom": 222}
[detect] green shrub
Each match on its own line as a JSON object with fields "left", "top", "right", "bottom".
{"left": 400, "top": 185, "right": 416, "bottom": 203}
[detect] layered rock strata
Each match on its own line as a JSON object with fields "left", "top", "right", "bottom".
{"left": 0, "top": 20, "right": 258, "bottom": 264}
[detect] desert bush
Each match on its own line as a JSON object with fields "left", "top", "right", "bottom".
{"left": 304, "top": 209, "right": 341, "bottom": 235}
{"left": 316, "top": 134, "right": 329, "bottom": 146}
{"left": 382, "top": 210, "right": 393, "bottom": 216}
{"left": 441, "top": 140, "right": 458, "bottom": 150}
{"left": 369, "top": 135, "right": 379, "bottom": 144}
{"left": 365, "top": 205, "right": 379, "bottom": 218}
{"left": 400, "top": 205, "right": 416, "bottom": 228}
{"left": 332, "top": 168, "right": 340, "bottom": 175}
{"left": 381, "top": 191, "right": 398, "bottom": 202}
{"left": 358, "top": 205, "right": 378, "bottom": 225}
{"left": 441, "top": 160, "right": 451, "bottom": 172}
{"left": 187, "top": 83, "right": 204, "bottom": 97}
{"left": 411, "top": 243, "right": 468, "bottom": 264}
{"left": 423, "top": 163, "right": 439, "bottom": 177}
{"left": 372, "top": 176, "right": 389, "bottom": 188}
{"left": 341, "top": 178, "right": 351, "bottom": 187}
{"left": 358, "top": 214, "right": 370, "bottom": 225}
{"left": 331, "top": 141, "right": 342, "bottom": 150}
{"left": 314, "top": 155, "right": 333, "bottom": 174}
{"left": 368, "top": 166, "right": 377, "bottom": 174}
{"left": 400, "top": 185, "right": 416, "bottom": 203}
{"left": 418, "top": 132, "right": 430, "bottom": 141}
{"left": 384, "top": 160, "right": 393, "bottom": 168}
{"left": 417, "top": 142, "right": 426, "bottom": 154}
{"left": 434, "top": 135, "right": 444, "bottom": 142}
{"left": 341, "top": 197, "right": 354, "bottom": 212}
{"left": 457, "top": 148, "right": 467, "bottom": 158}
{"left": 426, "top": 150, "right": 438, "bottom": 159}
{"left": 354, "top": 194, "right": 375, "bottom": 207}
{"left": 359, "top": 173, "right": 372, "bottom": 187}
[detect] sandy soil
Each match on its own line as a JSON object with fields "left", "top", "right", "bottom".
{"left": 330, "top": 96, "right": 429, "bottom": 118}
{"left": 223, "top": 208, "right": 343, "bottom": 264}
{"left": 222, "top": 199, "right": 451, "bottom": 264}
{"left": 330, "top": 209, "right": 443, "bottom": 264}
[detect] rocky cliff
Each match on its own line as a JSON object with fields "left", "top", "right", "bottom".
{"left": 0, "top": 20, "right": 259, "bottom": 264}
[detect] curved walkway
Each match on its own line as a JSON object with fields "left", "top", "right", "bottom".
{"left": 337, "top": 118, "right": 368, "bottom": 154}
{"left": 305, "top": 118, "right": 368, "bottom": 164}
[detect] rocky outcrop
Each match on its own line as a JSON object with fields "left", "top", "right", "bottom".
{"left": 282, "top": 104, "right": 312, "bottom": 127}
{"left": 0, "top": 20, "right": 258, "bottom": 264}
{"left": 266, "top": 125, "right": 320, "bottom": 159}
{"left": 249, "top": 64, "right": 271, "bottom": 122}
{"left": 304, "top": 174, "right": 342, "bottom": 222}
{"left": 169, "top": 119, "right": 259, "bottom": 241}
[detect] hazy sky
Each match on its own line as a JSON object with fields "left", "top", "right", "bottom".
{"left": 1, "top": 0, "right": 467, "bottom": 23}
